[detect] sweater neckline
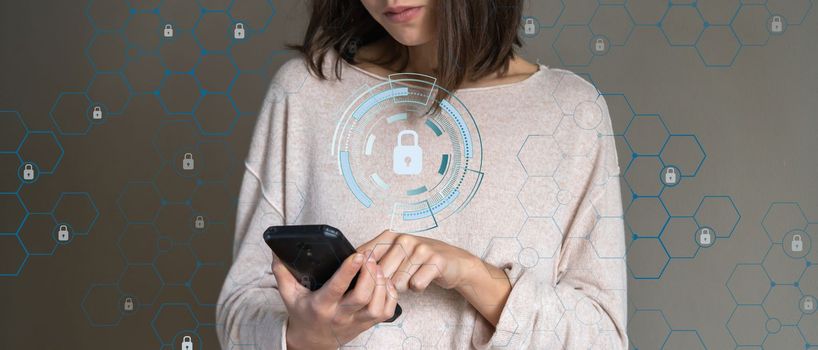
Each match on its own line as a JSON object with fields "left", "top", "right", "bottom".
{"left": 340, "top": 58, "right": 547, "bottom": 94}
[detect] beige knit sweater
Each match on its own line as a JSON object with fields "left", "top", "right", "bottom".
{"left": 216, "top": 52, "right": 628, "bottom": 349}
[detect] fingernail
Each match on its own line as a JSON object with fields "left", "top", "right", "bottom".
{"left": 353, "top": 253, "right": 364, "bottom": 264}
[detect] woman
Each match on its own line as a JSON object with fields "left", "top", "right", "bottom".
{"left": 217, "top": 0, "right": 627, "bottom": 349}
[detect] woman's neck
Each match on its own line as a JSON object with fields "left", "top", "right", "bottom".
{"left": 404, "top": 40, "right": 438, "bottom": 77}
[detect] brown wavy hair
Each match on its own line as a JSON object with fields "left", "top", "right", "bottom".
{"left": 290, "top": 0, "right": 523, "bottom": 100}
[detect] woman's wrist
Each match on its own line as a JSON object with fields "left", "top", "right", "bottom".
{"left": 455, "top": 254, "right": 486, "bottom": 290}
{"left": 453, "top": 255, "right": 512, "bottom": 326}
{"left": 285, "top": 319, "right": 335, "bottom": 350}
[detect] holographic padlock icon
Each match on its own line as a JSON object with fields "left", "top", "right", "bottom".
{"left": 699, "top": 228, "right": 712, "bottom": 245}
{"left": 181, "top": 336, "right": 193, "bottom": 350}
{"left": 524, "top": 18, "right": 536, "bottom": 35}
{"left": 23, "top": 163, "right": 35, "bottom": 180}
{"left": 234, "top": 23, "right": 245, "bottom": 39}
{"left": 595, "top": 38, "right": 605, "bottom": 52}
{"left": 664, "top": 167, "right": 677, "bottom": 184}
{"left": 392, "top": 130, "right": 422, "bottom": 175}
{"left": 182, "top": 153, "right": 195, "bottom": 170}
{"left": 792, "top": 234, "right": 803, "bottom": 252}
{"left": 58, "top": 225, "right": 70, "bottom": 242}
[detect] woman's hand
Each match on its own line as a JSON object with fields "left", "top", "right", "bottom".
{"left": 271, "top": 251, "right": 399, "bottom": 350}
{"left": 358, "top": 230, "right": 482, "bottom": 292}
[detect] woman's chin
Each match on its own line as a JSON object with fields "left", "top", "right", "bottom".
{"left": 389, "top": 32, "right": 432, "bottom": 48}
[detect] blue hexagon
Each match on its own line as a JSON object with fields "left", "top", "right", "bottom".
{"left": 85, "top": 0, "right": 130, "bottom": 31}
{"left": 763, "top": 284, "right": 804, "bottom": 325}
{"left": 159, "top": 72, "right": 201, "bottom": 114}
{"left": 589, "top": 4, "right": 635, "bottom": 46}
{"left": 763, "top": 244, "right": 808, "bottom": 284}
{"left": 763, "top": 325, "right": 805, "bottom": 349}
{"left": 624, "top": 156, "right": 664, "bottom": 197}
{"left": 117, "top": 181, "right": 162, "bottom": 223}
{"left": 624, "top": 114, "right": 670, "bottom": 156}
{"left": 189, "top": 263, "right": 227, "bottom": 306}
{"left": 731, "top": 4, "right": 771, "bottom": 46}
{"left": 52, "top": 192, "right": 99, "bottom": 235}
{"left": 0, "top": 110, "right": 28, "bottom": 152}
{"left": 0, "top": 193, "right": 27, "bottom": 234}
{"left": 694, "top": 196, "right": 740, "bottom": 238}
{"left": 552, "top": 25, "right": 595, "bottom": 67}
{"left": 628, "top": 237, "right": 670, "bottom": 279}
{"left": 80, "top": 283, "right": 124, "bottom": 327}
{"left": 87, "top": 72, "right": 132, "bottom": 115}
{"left": 628, "top": 309, "right": 671, "bottom": 349}
{"left": 18, "top": 130, "right": 64, "bottom": 176}
{"left": 661, "top": 217, "right": 700, "bottom": 258}
{"left": 727, "top": 305, "right": 769, "bottom": 346}
{"left": 17, "top": 212, "right": 59, "bottom": 256}
{"left": 698, "top": 0, "right": 741, "bottom": 25}
{"left": 762, "top": 202, "right": 809, "bottom": 243}
{"left": 155, "top": 245, "right": 197, "bottom": 284}
{"left": 0, "top": 235, "right": 28, "bottom": 276}
{"left": 766, "top": 0, "right": 813, "bottom": 25}
{"left": 660, "top": 134, "right": 706, "bottom": 176}
{"left": 49, "top": 92, "right": 94, "bottom": 136}
{"left": 664, "top": 330, "right": 706, "bottom": 350}
{"left": 516, "top": 135, "right": 563, "bottom": 177}
{"left": 660, "top": 4, "right": 706, "bottom": 46}
{"left": 518, "top": 177, "right": 561, "bottom": 218}
{"left": 695, "top": 24, "right": 741, "bottom": 67}
{"left": 626, "top": 197, "right": 670, "bottom": 238}
{"left": 193, "top": 93, "right": 239, "bottom": 135}
{"left": 118, "top": 264, "right": 163, "bottom": 306}
{"left": 626, "top": 0, "right": 669, "bottom": 25}
{"left": 228, "top": 0, "right": 275, "bottom": 32}
{"left": 151, "top": 303, "right": 199, "bottom": 345}
{"left": 727, "top": 263, "right": 772, "bottom": 305}
{"left": 86, "top": 32, "right": 128, "bottom": 72}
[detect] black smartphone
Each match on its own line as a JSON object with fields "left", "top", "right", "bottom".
{"left": 263, "top": 224, "right": 402, "bottom": 322}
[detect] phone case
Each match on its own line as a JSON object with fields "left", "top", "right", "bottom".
{"left": 263, "top": 224, "right": 402, "bottom": 322}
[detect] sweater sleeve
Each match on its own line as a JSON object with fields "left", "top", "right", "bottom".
{"left": 472, "top": 83, "right": 628, "bottom": 349}
{"left": 216, "top": 79, "right": 292, "bottom": 349}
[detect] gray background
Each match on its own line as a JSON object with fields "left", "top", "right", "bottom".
{"left": 1, "top": 0, "right": 817, "bottom": 349}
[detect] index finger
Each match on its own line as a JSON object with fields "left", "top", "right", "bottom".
{"left": 316, "top": 252, "right": 366, "bottom": 304}
{"left": 271, "top": 254, "right": 300, "bottom": 306}
{"left": 357, "top": 230, "right": 399, "bottom": 260}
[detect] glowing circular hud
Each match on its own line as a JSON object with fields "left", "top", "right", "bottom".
{"left": 332, "top": 73, "right": 483, "bottom": 233}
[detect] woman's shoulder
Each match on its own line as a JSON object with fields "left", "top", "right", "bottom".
{"left": 267, "top": 50, "right": 364, "bottom": 102}
{"left": 531, "top": 66, "right": 602, "bottom": 105}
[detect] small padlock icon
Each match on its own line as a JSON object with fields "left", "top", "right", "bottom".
{"left": 805, "top": 297, "right": 815, "bottom": 311}
{"left": 393, "top": 130, "right": 423, "bottom": 175}
{"left": 594, "top": 38, "right": 606, "bottom": 52}
{"left": 124, "top": 297, "right": 134, "bottom": 311}
{"left": 164, "top": 24, "right": 174, "bottom": 38}
{"left": 792, "top": 234, "right": 803, "bottom": 252}
{"left": 699, "top": 228, "right": 712, "bottom": 245}
{"left": 182, "top": 153, "right": 195, "bottom": 170}
{"left": 58, "top": 225, "right": 70, "bottom": 242}
{"left": 771, "top": 16, "right": 783, "bottom": 33}
{"left": 194, "top": 216, "right": 205, "bottom": 229}
{"left": 92, "top": 106, "right": 102, "bottom": 120}
{"left": 664, "top": 167, "right": 677, "bottom": 185}
{"left": 181, "top": 335, "right": 193, "bottom": 350}
{"left": 22, "top": 163, "right": 35, "bottom": 181}
{"left": 234, "top": 23, "right": 245, "bottom": 39}
{"left": 524, "top": 18, "right": 536, "bottom": 35}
